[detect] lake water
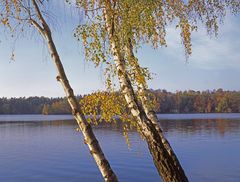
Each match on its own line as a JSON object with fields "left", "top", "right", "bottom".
{"left": 0, "top": 114, "right": 240, "bottom": 182}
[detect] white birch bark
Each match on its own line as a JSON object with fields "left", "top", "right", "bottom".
{"left": 103, "top": 1, "right": 188, "bottom": 181}
{"left": 29, "top": 1, "right": 118, "bottom": 181}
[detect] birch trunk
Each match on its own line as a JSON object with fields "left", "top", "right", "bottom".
{"left": 104, "top": 2, "right": 188, "bottom": 182}
{"left": 30, "top": 1, "right": 118, "bottom": 181}
{"left": 126, "top": 40, "right": 188, "bottom": 179}
{"left": 125, "top": 39, "right": 169, "bottom": 133}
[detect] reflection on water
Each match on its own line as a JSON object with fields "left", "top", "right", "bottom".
{"left": 160, "top": 119, "right": 240, "bottom": 136}
{"left": 0, "top": 117, "right": 240, "bottom": 182}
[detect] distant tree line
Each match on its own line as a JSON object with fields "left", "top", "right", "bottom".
{"left": 0, "top": 96, "right": 73, "bottom": 114}
{"left": 0, "top": 89, "right": 239, "bottom": 115}
{"left": 153, "top": 89, "right": 240, "bottom": 113}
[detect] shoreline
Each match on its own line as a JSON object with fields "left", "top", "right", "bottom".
{"left": 1, "top": 113, "right": 240, "bottom": 122}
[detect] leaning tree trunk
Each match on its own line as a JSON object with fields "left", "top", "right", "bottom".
{"left": 103, "top": 2, "right": 188, "bottom": 182}
{"left": 126, "top": 40, "right": 188, "bottom": 179}
{"left": 29, "top": 1, "right": 118, "bottom": 181}
{"left": 126, "top": 39, "right": 167, "bottom": 131}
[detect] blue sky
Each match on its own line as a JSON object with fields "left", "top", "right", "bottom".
{"left": 0, "top": 3, "right": 240, "bottom": 98}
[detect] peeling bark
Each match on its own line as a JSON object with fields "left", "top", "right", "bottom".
{"left": 104, "top": 2, "right": 188, "bottom": 181}
{"left": 29, "top": 1, "right": 118, "bottom": 181}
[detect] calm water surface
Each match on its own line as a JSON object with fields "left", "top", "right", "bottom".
{"left": 0, "top": 114, "right": 240, "bottom": 182}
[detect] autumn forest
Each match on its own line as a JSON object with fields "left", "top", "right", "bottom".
{"left": 1, "top": 89, "right": 239, "bottom": 115}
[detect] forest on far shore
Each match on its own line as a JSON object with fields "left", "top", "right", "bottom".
{"left": 0, "top": 89, "right": 239, "bottom": 115}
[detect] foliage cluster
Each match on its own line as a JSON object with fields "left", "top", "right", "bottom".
{"left": 80, "top": 91, "right": 134, "bottom": 124}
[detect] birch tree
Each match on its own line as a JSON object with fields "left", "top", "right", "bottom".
{"left": 74, "top": 0, "right": 240, "bottom": 182}
{"left": 0, "top": 1, "right": 118, "bottom": 181}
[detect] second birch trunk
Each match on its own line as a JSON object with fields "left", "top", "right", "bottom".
{"left": 104, "top": 2, "right": 188, "bottom": 182}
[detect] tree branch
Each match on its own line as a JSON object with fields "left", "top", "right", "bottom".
{"left": 29, "top": 18, "right": 45, "bottom": 37}
{"left": 31, "top": 0, "right": 50, "bottom": 32}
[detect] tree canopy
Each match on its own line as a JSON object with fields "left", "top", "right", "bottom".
{"left": 73, "top": 0, "right": 240, "bottom": 124}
